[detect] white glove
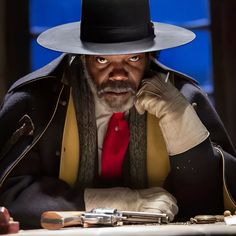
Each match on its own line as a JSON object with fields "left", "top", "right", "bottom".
{"left": 84, "top": 187, "right": 178, "bottom": 221}
{"left": 135, "top": 72, "right": 209, "bottom": 155}
{"left": 138, "top": 187, "right": 178, "bottom": 221}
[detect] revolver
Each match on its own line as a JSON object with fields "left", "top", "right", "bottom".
{"left": 41, "top": 208, "right": 169, "bottom": 230}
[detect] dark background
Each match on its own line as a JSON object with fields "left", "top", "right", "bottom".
{"left": 0, "top": 0, "right": 236, "bottom": 147}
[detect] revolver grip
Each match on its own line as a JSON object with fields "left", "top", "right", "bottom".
{"left": 41, "top": 211, "right": 83, "bottom": 230}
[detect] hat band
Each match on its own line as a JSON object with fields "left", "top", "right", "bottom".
{"left": 80, "top": 22, "right": 155, "bottom": 43}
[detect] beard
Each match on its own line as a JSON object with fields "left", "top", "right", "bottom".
{"left": 96, "top": 80, "right": 137, "bottom": 112}
{"left": 82, "top": 59, "right": 137, "bottom": 113}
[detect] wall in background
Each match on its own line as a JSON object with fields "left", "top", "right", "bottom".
{"left": 30, "top": 0, "right": 212, "bottom": 94}
{"left": 210, "top": 0, "right": 236, "bottom": 147}
{"left": 150, "top": 0, "right": 212, "bottom": 94}
{"left": 0, "top": 0, "right": 6, "bottom": 101}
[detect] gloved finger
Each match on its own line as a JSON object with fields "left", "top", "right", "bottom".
{"left": 140, "top": 192, "right": 174, "bottom": 201}
{"left": 142, "top": 73, "right": 176, "bottom": 96}
{"left": 136, "top": 85, "right": 148, "bottom": 97}
{"left": 140, "top": 80, "right": 168, "bottom": 97}
{"left": 141, "top": 201, "right": 178, "bottom": 221}
{"left": 135, "top": 94, "right": 159, "bottom": 115}
{"left": 141, "top": 207, "right": 177, "bottom": 222}
{"left": 134, "top": 98, "right": 146, "bottom": 115}
{"left": 145, "top": 192, "right": 178, "bottom": 204}
{"left": 138, "top": 187, "right": 170, "bottom": 197}
{"left": 145, "top": 78, "right": 169, "bottom": 94}
{"left": 143, "top": 199, "right": 178, "bottom": 213}
{"left": 136, "top": 81, "right": 162, "bottom": 98}
{"left": 138, "top": 88, "right": 162, "bottom": 98}
{"left": 141, "top": 204, "right": 177, "bottom": 218}
{"left": 142, "top": 74, "right": 166, "bottom": 87}
{"left": 141, "top": 79, "right": 163, "bottom": 94}
{"left": 142, "top": 198, "right": 178, "bottom": 213}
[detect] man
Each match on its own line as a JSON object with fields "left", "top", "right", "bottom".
{"left": 0, "top": 0, "right": 236, "bottom": 229}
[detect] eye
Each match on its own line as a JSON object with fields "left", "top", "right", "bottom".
{"left": 96, "top": 57, "right": 108, "bottom": 64}
{"left": 129, "top": 55, "right": 140, "bottom": 62}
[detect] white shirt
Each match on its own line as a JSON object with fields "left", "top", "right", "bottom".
{"left": 95, "top": 99, "right": 113, "bottom": 175}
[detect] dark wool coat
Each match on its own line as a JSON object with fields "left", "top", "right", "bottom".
{"left": 0, "top": 54, "right": 235, "bottom": 229}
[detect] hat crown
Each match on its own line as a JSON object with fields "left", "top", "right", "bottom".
{"left": 80, "top": 0, "right": 155, "bottom": 43}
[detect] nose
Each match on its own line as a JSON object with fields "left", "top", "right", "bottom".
{"left": 109, "top": 67, "right": 128, "bottom": 81}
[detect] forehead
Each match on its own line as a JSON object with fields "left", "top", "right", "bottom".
{"left": 86, "top": 53, "right": 146, "bottom": 59}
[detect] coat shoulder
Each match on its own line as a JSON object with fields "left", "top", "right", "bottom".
{"left": 8, "top": 54, "right": 70, "bottom": 93}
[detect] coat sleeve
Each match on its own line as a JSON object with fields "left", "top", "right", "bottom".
{"left": 165, "top": 80, "right": 236, "bottom": 220}
{"left": 0, "top": 175, "right": 85, "bottom": 229}
{"left": 166, "top": 138, "right": 223, "bottom": 220}
{"left": 0, "top": 90, "right": 85, "bottom": 229}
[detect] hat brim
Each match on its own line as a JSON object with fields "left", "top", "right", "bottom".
{"left": 37, "top": 22, "right": 195, "bottom": 55}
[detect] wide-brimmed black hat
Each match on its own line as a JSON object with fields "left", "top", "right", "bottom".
{"left": 37, "top": 0, "right": 195, "bottom": 55}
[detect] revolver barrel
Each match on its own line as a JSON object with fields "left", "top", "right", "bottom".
{"left": 121, "top": 210, "right": 169, "bottom": 224}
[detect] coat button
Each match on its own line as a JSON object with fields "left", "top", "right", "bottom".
{"left": 60, "top": 100, "right": 67, "bottom": 106}
{"left": 55, "top": 151, "right": 61, "bottom": 157}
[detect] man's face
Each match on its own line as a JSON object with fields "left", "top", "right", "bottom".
{"left": 84, "top": 53, "right": 148, "bottom": 112}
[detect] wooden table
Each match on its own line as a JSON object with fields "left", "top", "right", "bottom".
{"left": 4, "top": 223, "right": 236, "bottom": 236}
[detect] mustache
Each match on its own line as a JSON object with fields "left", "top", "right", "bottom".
{"left": 97, "top": 80, "right": 137, "bottom": 96}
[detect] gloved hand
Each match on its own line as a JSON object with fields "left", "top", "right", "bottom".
{"left": 138, "top": 187, "right": 178, "bottom": 221}
{"left": 84, "top": 187, "right": 178, "bottom": 221}
{"left": 135, "top": 72, "right": 209, "bottom": 155}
